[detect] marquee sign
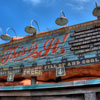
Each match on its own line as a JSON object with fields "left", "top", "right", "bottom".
{"left": 22, "top": 66, "right": 42, "bottom": 77}
{"left": 7, "top": 73, "right": 14, "bottom": 82}
{"left": 0, "top": 67, "right": 21, "bottom": 76}
{"left": 43, "top": 57, "right": 99, "bottom": 71}
{"left": 0, "top": 33, "right": 69, "bottom": 68}
{"left": 0, "top": 20, "right": 100, "bottom": 75}
{"left": 56, "top": 67, "right": 66, "bottom": 77}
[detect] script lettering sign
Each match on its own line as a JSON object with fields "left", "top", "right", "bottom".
{"left": 0, "top": 22, "right": 100, "bottom": 73}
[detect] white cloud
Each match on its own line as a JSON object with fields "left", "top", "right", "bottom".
{"left": 76, "top": 0, "right": 90, "bottom": 3}
{"left": 22, "top": 0, "right": 56, "bottom": 6}
{"left": 23, "top": 0, "right": 41, "bottom": 5}
{"left": 66, "top": 0, "right": 91, "bottom": 11}
{"left": 67, "top": 3, "right": 84, "bottom": 10}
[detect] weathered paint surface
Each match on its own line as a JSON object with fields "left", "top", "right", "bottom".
{"left": 0, "top": 23, "right": 100, "bottom": 70}
{"left": 85, "top": 93, "right": 96, "bottom": 100}
{"left": 0, "top": 78, "right": 99, "bottom": 90}
{"left": 0, "top": 33, "right": 69, "bottom": 68}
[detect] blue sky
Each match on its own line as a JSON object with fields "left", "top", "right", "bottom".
{"left": 0, "top": 0, "right": 99, "bottom": 44}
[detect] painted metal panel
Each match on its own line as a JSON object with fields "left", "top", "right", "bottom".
{"left": 0, "top": 78, "right": 99, "bottom": 90}
{"left": 0, "top": 24, "right": 100, "bottom": 71}
{"left": 85, "top": 93, "right": 96, "bottom": 100}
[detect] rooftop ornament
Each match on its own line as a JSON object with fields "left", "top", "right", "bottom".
{"left": 25, "top": 19, "right": 40, "bottom": 35}
{"left": 55, "top": 10, "right": 68, "bottom": 26}
{"left": 0, "top": 27, "right": 17, "bottom": 41}
{"left": 93, "top": 1, "right": 100, "bottom": 19}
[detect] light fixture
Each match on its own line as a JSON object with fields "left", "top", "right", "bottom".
{"left": 25, "top": 19, "right": 40, "bottom": 35}
{"left": 55, "top": 10, "right": 68, "bottom": 26}
{"left": 0, "top": 27, "right": 17, "bottom": 41}
{"left": 93, "top": 1, "right": 100, "bottom": 19}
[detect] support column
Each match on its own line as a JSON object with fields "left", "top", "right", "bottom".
{"left": 98, "top": 16, "right": 100, "bottom": 20}
{"left": 31, "top": 77, "right": 37, "bottom": 85}
{"left": 85, "top": 92, "right": 96, "bottom": 100}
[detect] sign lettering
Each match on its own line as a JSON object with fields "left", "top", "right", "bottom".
{"left": 22, "top": 66, "right": 42, "bottom": 76}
